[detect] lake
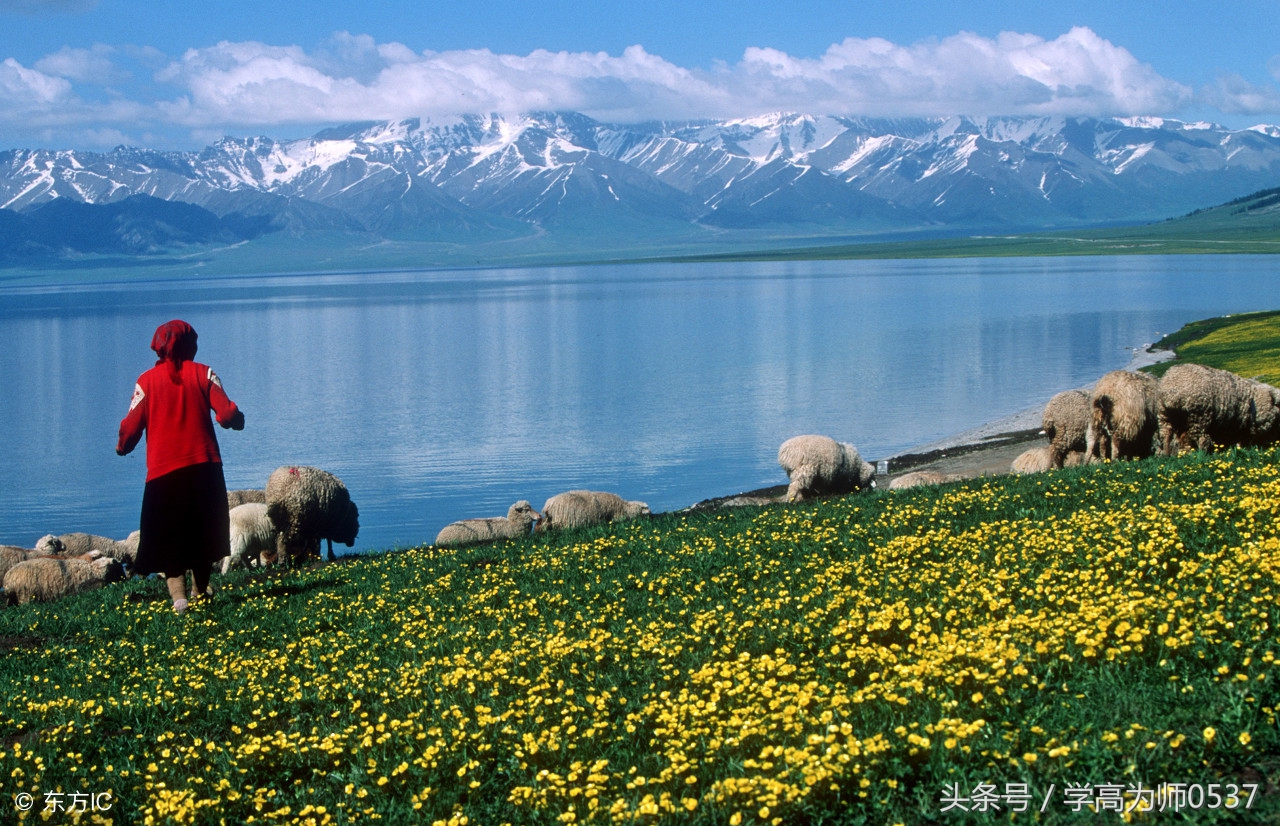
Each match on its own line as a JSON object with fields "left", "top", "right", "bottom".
{"left": 0, "top": 254, "right": 1275, "bottom": 553}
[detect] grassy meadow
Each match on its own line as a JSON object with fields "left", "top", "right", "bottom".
{"left": 2, "top": 310, "right": 1279, "bottom": 824}
{"left": 1, "top": 452, "right": 1278, "bottom": 824}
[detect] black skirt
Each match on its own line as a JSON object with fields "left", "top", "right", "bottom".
{"left": 134, "top": 462, "right": 229, "bottom": 576}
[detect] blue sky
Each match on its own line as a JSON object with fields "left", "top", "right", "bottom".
{"left": 3, "top": 0, "right": 1279, "bottom": 150}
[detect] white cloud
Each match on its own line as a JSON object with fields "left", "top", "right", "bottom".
{"left": 4, "top": 26, "right": 1275, "bottom": 149}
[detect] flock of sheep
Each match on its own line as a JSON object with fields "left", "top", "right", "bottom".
{"left": 4, "top": 363, "right": 1276, "bottom": 605}
{"left": 1003, "top": 362, "right": 1280, "bottom": 477}
{"left": 0, "top": 465, "right": 359, "bottom": 606}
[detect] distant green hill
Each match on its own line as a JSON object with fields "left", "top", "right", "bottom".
{"left": 648, "top": 186, "right": 1280, "bottom": 263}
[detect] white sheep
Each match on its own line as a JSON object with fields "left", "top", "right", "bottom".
{"left": 1158, "top": 363, "right": 1280, "bottom": 455}
{"left": 265, "top": 466, "right": 359, "bottom": 564}
{"left": 220, "top": 503, "right": 280, "bottom": 573}
{"left": 777, "top": 434, "right": 877, "bottom": 502}
{"left": 434, "top": 501, "right": 541, "bottom": 547}
{"left": 887, "top": 470, "right": 961, "bottom": 490}
{"left": 537, "top": 490, "right": 651, "bottom": 531}
{"left": 3, "top": 555, "right": 126, "bottom": 605}
{"left": 0, "top": 536, "right": 69, "bottom": 582}
{"left": 227, "top": 489, "right": 267, "bottom": 509}
{"left": 56, "top": 531, "right": 141, "bottom": 565}
{"left": 1012, "top": 445, "right": 1086, "bottom": 474}
{"left": 1042, "top": 389, "right": 1092, "bottom": 469}
{"left": 1088, "top": 370, "right": 1161, "bottom": 461}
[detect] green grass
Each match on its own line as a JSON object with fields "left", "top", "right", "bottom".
{"left": 1, "top": 446, "right": 1277, "bottom": 824}
{"left": 1145, "top": 310, "right": 1280, "bottom": 383}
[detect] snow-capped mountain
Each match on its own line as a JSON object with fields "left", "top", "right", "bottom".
{"left": 4, "top": 112, "right": 1280, "bottom": 258}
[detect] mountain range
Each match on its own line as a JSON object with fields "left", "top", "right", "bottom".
{"left": 3, "top": 112, "right": 1280, "bottom": 264}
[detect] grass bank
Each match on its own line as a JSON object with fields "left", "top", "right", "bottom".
{"left": 1, "top": 444, "right": 1277, "bottom": 824}
{"left": 1144, "top": 310, "right": 1280, "bottom": 384}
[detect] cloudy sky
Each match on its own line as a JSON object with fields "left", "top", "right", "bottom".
{"left": 3, "top": 0, "right": 1279, "bottom": 150}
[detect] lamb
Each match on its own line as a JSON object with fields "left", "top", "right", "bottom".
{"left": 434, "top": 501, "right": 541, "bottom": 547}
{"left": 1012, "top": 445, "right": 1086, "bottom": 474}
{"left": 227, "top": 489, "right": 267, "bottom": 509}
{"left": 57, "top": 531, "right": 141, "bottom": 565}
{"left": 1088, "top": 370, "right": 1161, "bottom": 461}
{"left": 777, "top": 434, "right": 877, "bottom": 502}
{"left": 537, "top": 490, "right": 651, "bottom": 531}
{"left": 265, "top": 466, "right": 359, "bottom": 564}
{"left": 888, "top": 470, "right": 961, "bottom": 490}
{"left": 3, "top": 555, "right": 126, "bottom": 605}
{"left": 221, "top": 503, "right": 280, "bottom": 573}
{"left": 1042, "top": 389, "right": 1092, "bottom": 469}
{"left": 1157, "top": 363, "right": 1280, "bottom": 455}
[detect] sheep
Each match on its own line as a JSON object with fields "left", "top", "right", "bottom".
{"left": 434, "top": 501, "right": 541, "bottom": 547}
{"left": 3, "top": 555, "right": 126, "bottom": 605}
{"left": 0, "top": 536, "right": 71, "bottom": 582}
{"left": 777, "top": 434, "right": 877, "bottom": 502}
{"left": 57, "top": 531, "right": 141, "bottom": 565}
{"left": 537, "top": 490, "right": 651, "bottom": 531}
{"left": 887, "top": 470, "right": 961, "bottom": 490}
{"left": 220, "top": 503, "right": 280, "bottom": 574}
{"left": 1088, "top": 370, "right": 1161, "bottom": 461}
{"left": 1157, "top": 363, "right": 1280, "bottom": 455}
{"left": 1042, "top": 389, "right": 1092, "bottom": 469}
{"left": 1012, "top": 445, "right": 1086, "bottom": 474}
{"left": 265, "top": 466, "right": 359, "bottom": 564}
{"left": 227, "top": 489, "right": 267, "bottom": 509}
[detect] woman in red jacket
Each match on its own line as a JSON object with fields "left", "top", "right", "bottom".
{"left": 117, "top": 320, "right": 245, "bottom": 614}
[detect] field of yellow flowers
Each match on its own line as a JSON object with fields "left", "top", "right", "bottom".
{"left": 1, "top": 444, "right": 1278, "bottom": 824}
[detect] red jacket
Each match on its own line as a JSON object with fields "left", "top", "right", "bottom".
{"left": 117, "top": 360, "right": 242, "bottom": 481}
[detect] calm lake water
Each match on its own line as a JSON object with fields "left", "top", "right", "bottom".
{"left": 0, "top": 255, "right": 1275, "bottom": 553}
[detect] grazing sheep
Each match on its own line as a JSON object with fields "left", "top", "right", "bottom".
{"left": 57, "top": 531, "right": 141, "bottom": 566}
{"left": 221, "top": 503, "right": 280, "bottom": 574}
{"left": 1012, "top": 445, "right": 1086, "bottom": 474}
{"left": 265, "top": 466, "right": 359, "bottom": 564}
{"left": 1042, "top": 390, "right": 1092, "bottom": 469}
{"left": 537, "top": 490, "right": 651, "bottom": 531}
{"left": 1088, "top": 371, "right": 1161, "bottom": 461}
{"left": 777, "top": 434, "right": 877, "bottom": 502}
{"left": 0, "top": 536, "right": 72, "bottom": 581}
{"left": 887, "top": 470, "right": 961, "bottom": 490}
{"left": 227, "top": 489, "right": 267, "bottom": 509}
{"left": 3, "top": 555, "right": 126, "bottom": 605}
{"left": 435, "top": 501, "right": 541, "bottom": 547}
{"left": 1158, "top": 363, "right": 1280, "bottom": 455}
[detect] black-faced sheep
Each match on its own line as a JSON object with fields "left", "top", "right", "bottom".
{"left": 57, "top": 531, "right": 140, "bottom": 566}
{"left": 1158, "top": 363, "right": 1280, "bottom": 455}
{"left": 435, "top": 501, "right": 540, "bottom": 547}
{"left": 227, "top": 489, "right": 267, "bottom": 509}
{"left": 4, "top": 555, "right": 126, "bottom": 605}
{"left": 887, "top": 470, "right": 961, "bottom": 490}
{"left": 1088, "top": 371, "right": 1161, "bottom": 461}
{"left": 1042, "top": 389, "right": 1092, "bottom": 469}
{"left": 221, "top": 503, "right": 280, "bottom": 573}
{"left": 777, "top": 434, "right": 877, "bottom": 502}
{"left": 536, "top": 490, "right": 651, "bottom": 531}
{"left": 265, "top": 466, "right": 359, "bottom": 564}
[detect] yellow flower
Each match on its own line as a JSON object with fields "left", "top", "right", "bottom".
{"left": 1203, "top": 727, "right": 1217, "bottom": 743}
{"left": 1022, "top": 753, "right": 1038, "bottom": 763}
{"left": 1238, "top": 731, "right": 1251, "bottom": 746}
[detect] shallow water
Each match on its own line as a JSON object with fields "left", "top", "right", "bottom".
{"left": 0, "top": 255, "right": 1275, "bottom": 552}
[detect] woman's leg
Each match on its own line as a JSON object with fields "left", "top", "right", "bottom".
{"left": 166, "top": 573, "right": 188, "bottom": 613}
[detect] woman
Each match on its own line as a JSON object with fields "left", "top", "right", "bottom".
{"left": 117, "top": 320, "right": 245, "bottom": 614}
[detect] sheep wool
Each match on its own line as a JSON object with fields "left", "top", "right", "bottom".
{"left": 57, "top": 531, "right": 141, "bottom": 565}
{"left": 1042, "top": 389, "right": 1092, "bottom": 469}
{"left": 1158, "top": 363, "right": 1280, "bottom": 455}
{"left": 227, "top": 489, "right": 267, "bottom": 509}
{"left": 888, "top": 470, "right": 960, "bottom": 490}
{"left": 777, "top": 434, "right": 877, "bottom": 502}
{"left": 222, "top": 503, "right": 280, "bottom": 573}
{"left": 538, "top": 491, "right": 651, "bottom": 531}
{"left": 265, "top": 466, "right": 360, "bottom": 564}
{"left": 435, "top": 501, "right": 541, "bottom": 547}
{"left": 4, "top": 556, "right": 126, "bottom": 605}
{"left": 1089, "top": 370, "right": 1161, "bottom": 461}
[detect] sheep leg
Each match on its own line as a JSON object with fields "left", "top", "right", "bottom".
{"left": 326, "top": 538, "right": 336, "bottom": 562}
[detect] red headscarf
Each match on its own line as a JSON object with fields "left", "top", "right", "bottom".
{"left": 151, "top": 320, "right": 198, "bottom": 384}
